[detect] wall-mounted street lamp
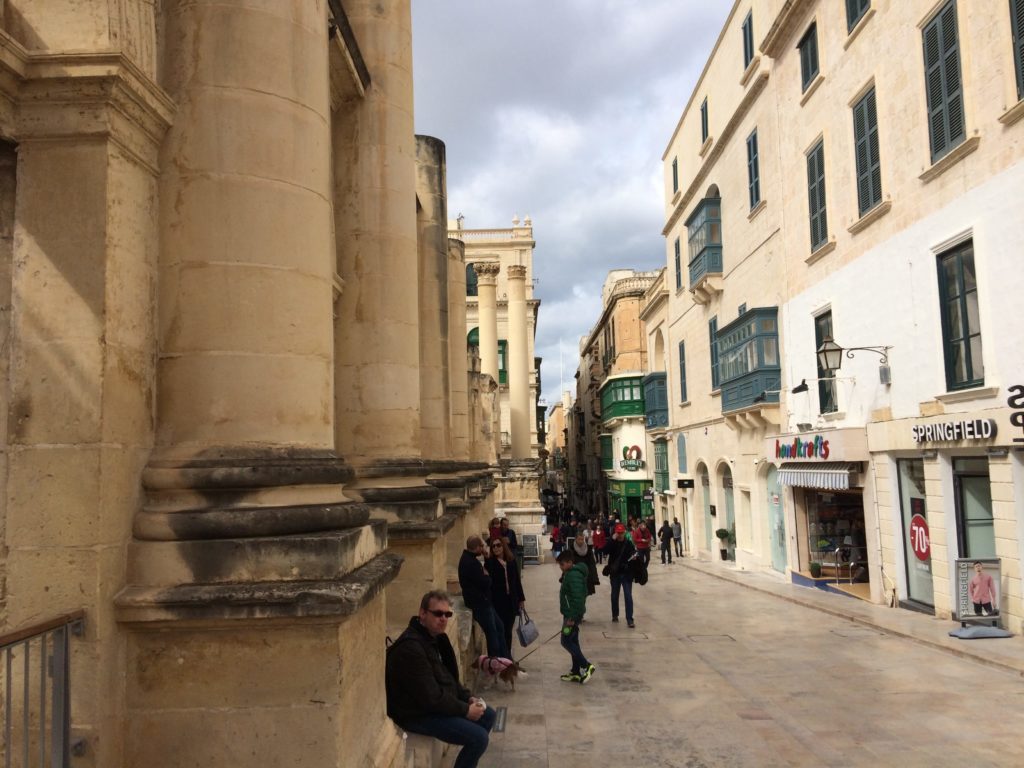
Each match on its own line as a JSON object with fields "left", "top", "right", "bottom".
{"left": 816, "top": 337, "right": 892, "bottom": 378}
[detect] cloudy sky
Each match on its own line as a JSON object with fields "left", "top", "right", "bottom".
{"left": 411, "top": 1, "right": 733, "bottom": 407}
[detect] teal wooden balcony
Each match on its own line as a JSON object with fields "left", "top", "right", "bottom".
{"left": 600, "top": 376, "right": 644, "bottom": 423}
{"left": 688, "top": 245, "right": 723, "bottom": 286}
{"left": 642, "top": 372, "right": 668, "bottom": 429}
{"left": 716, "top": 307, "right": 781, "bottom": 413}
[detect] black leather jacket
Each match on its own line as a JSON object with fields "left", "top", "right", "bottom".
{"left": 385, "top": 617, "right": 471, "bottom": 726}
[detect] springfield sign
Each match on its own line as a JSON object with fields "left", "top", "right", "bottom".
{"left": 911, "top": 418, "right": 997, "bottom": 444}
{"left": 775, "top": 435, "right": 830, "bottom": 460}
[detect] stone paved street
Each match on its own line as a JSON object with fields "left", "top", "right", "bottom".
{"left": 471, "top": 558, "right": 1024, "bottom": 768}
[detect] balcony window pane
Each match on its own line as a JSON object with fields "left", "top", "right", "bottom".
{"left": 763, "top": 337, "right": 778, "bottom": 366}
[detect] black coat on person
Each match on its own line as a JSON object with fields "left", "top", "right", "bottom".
{"left": 485, "top": 555, "right": 525, "bottom": 616}
{"left": 458, "top": 549, "right": 492, "bottom": 611}
{"left": 385, "top": 617, "right": 471, "bottom": 727}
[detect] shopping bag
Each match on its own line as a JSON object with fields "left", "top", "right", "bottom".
{"left": 516, "top": 608, "right": 539, "bottom": 647}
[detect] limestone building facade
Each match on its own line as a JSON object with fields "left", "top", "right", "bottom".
{"left": 0, "top": 2, "right": 498, "bottom": 765}
{"left": 650, "top": 0, "right": 1024, "bottom": 631}
{"left": 572, "top": 270, "right": 659, "bottom": 521}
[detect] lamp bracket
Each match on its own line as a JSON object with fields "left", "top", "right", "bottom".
{"left": 844, "top": 346, "right": 891, "bottom": 365}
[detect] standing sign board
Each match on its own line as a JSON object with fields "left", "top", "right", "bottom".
{"left": 954, "top": 558, "right": 1001, "bottom": 623}
{"left": 522, "top": 534, "right": 540, "bottom": 562}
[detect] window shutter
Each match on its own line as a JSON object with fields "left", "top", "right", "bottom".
{"left": 677, "top": 434, "right": 687, "bottom": 473}
{"left": 709, "top": 317, "right": 720, "bottom": 389}
{"left": 923, "top": 2, "right": 965, "bottom": 162}
{"left": 1013, "top": 0, "right": 1024, "bottom": 99}
{"left": 674, "top": 238, "right": 682, "bottom": 291}
{"left": 807, "top": 141, "right": 827, "bottom": 250}
{"left": 678, "top": 341, "right": 687, "bottom": 402}
{"left": 853, "top": 89, "right": 881, "bottom": 215}
{"left": 746, "top": 130, "right": 760, "bottom": 209}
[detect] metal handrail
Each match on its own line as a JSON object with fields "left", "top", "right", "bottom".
{"left": 1, "top": 611, "right": 84, "bottom": 768}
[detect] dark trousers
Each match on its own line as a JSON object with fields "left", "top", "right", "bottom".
{"left": 472, "top": 605, "right": 508, "bottom": 659}
{"left": 494, "top": 603, "right": 517, "bottom": 657}
{"left": 609, "top": 573, "right": 634, "bottom": 622}
{"left": 660, "top": 539, "right": 672, "bottom": 563}
{"left": 674, "top": 536, "right": 683, "bottom": 557}
{"left": 560, "top": 622, "right": 590, "bottom": 673}
{"left": 637, "top": 547, "right": 651, "bottom": 567}
{"left": 402, "top": 706, "right": 497, "bottom": 768}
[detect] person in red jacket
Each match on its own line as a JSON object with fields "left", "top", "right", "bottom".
{"left": 633, "top": 521, "right": 652, "bottom": 567}
{"left": 591, "top": 524, "right": 606, "bottom": 564}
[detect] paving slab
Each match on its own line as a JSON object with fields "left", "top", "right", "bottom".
{"left": 470, "top": 556, "right": 1024, "bottom": 767}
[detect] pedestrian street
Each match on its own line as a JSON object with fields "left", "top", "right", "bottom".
{"left": 473, "top": 558, "right": 1024, "bottom": 768}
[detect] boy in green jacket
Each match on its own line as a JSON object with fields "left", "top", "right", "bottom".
{"left": 557, "top": 550, "right": 595, "bottom": 684}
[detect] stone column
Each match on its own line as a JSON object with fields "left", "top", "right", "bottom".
{"left": 507, "top": 264, "right": 531, "bottom": 459}
{"left": 415, "top": 135, "right": 451, "bottom": 459}
{"left": 449, "top": 238, "right": 470, "bottom": 461}
{"left": 474, "top": 262, "right": 500, "bottom": 383}
{"left": 333, "top": 0, "right": 421, "bottom": 464}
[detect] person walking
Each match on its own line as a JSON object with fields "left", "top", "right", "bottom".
{"left": 658, "top": 519, "right": 674, "bottom": 564}
{"left": 672, "top": 517, "right": 683, "bottom": 558}
{"left": 386, "top": 590, "right": 496, "bottom": 768}
{"left": 591, "top": 524, "right": 606, "bottom": 564}
{"left": 458, "top": 536, "right": 508, "bottom": 658}
{"left": 633, "top": 521, "right": 652, "bottom": 568}
{"left": 602, "top": 523, "right": 637, "bottom": 628}
{"left": 557, "top": 550, "right": 595, "bottom": 684}
{"left": 486, "top": 537, "right": 525, "bottom": 655}
{"left": 569, "top": 532, "right": 600, "bottom": 597}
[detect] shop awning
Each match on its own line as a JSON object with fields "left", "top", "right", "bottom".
{"left": 778, "top": 462, "right": 860, "bottom": 490}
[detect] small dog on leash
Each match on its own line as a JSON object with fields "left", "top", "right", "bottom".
{"left": 474, "top": 655, "right": 525, "bottom": 690}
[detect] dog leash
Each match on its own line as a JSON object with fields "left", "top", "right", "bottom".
{"left": 515, "top": 628, "right": 562, "bottom": 665}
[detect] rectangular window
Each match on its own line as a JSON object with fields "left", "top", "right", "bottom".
{"left": 938, "top": 239, "right": 984, "bottom": 390}
{"left": 806, "top": 140, "right": 828, "bottom": 250}
{"left": 709, "top": 316, "right": 720, "bottom": 390}
{"left": 852, "top": 87, "right": 882, "bottom": 215}
{"left": 898, "top": 459, "right": 934, "bottom": 606}
{"left": 746, "top": 130, "right": 760, "bottom": 209}
{"left": 654, "top": 441, "right": 669, "bottom": 493}
{"left": 678, "top": 341, "right": 688, "bottom": 402}
{"left": 600, "top": 435, "right": 613, "bottom": 471}
{"left": 1013, "top": 0, "right": 1024, "bottom": 100}
{"left": 674, "top": 237, "right": 682, "bottom": 291}
{"left": 498, "top": 339, "right": 508, "bottom": 385}
{"left": 923, "top": 1, "right": 965, "bottom": 162}
{"left": 846, "top": 0, "right": 870, "bottom": 32}
{"left": 954, "top": 458, "right": 994, "bottom": 558}
{"left": 672, "top": 157, "right": 679, "bottom": 193}
{"left": 742, "top": 12, "right": 755, "bottom": 69}
{"left": 700, "top": 98, "right": 709, "bottom": 143}
{"left": 814, "top": 311, "right": 837, "bottom": 414}
{"left": 799, "top": 23, "right": 820, "bottom": 91}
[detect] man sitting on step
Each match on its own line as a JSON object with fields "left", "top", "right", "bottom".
{"left": 386, "top": 590, "right": 496, "bottom": 768}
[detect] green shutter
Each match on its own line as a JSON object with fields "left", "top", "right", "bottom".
{"left": 799, "top": 24, "right": 819, "bottom": 91}
{"left": 674, "top": 237, "right": 682, "bottom": 290}
{"left": 807, "top": 141, "right": 828, "bottom": 250}
{"left": 1013, "top": 0, "right": 1024, "bottom": 100}
{"left": 746, "top": 129, "right": 760, "bottom": 209}
{"left": 676, "top": 433, "right": 687, "bottom": 473}
{"left": 700, "top": 98, "right": 708, "bottom": 142}
{"left": 678, "top": 341, "right": 687, "bottom": 402}
{"left": 671, "top": 157, "right": 679, "bottom": 193}
{"left": 923, "top": 1, "right": 965, "bottom": 162}
{"left": 742, "top": 12, "right": 754, "bottom": 69}
{"left": 709, "top": 317, "right": 720, "bottom": 390}
{"left": 846, "top": 0, "right": 870, "bottom": 31}
{"left": 853, "top": 88, "right": 882, "bottom": 215}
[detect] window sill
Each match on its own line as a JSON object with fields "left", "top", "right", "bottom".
{"left": 805, "top": 239, "right": 836, "bottom": 265}
{"left": 711, "top": 389, "right": 721, "bottom": 398}
{"left": 679, "top": 400, "right": 691, "bottom": 409}
{"left": 999, "top": 99, "right": 1024, "bottom": 126}
{"left": 746, "top": 199, "right": 766, "bottom": 221}
{"left": 671, "top": 188, "right": 681, "bottom": 206}
{"left": 699, "top": 136, "right": 714, "bottom": 158}
{"left": 799, "top": 73, "right": 824, "bottom": 107}
{"left": 843, "top": 8, "right": 876, "bottom": 51}
{"left": 935, "top": 386, "right": 999, "bottom": 404}
{"left": 822, "top": 411, "right": 845, "bottom": 422}
{"left": 740, "top": 56, "right": 760, "bottom": 87}
{"left": 919, "top": 135, "right": 981, "bottom": 184}
{"left": 847, "top": 199, "right": 892, "bottom": 235}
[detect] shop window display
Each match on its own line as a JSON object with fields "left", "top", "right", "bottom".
{"left": 806, "top": 490, "right": 867, "bottom": 579}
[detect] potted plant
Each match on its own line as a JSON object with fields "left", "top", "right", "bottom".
{"left": 809, "top": 561, "right": 822, "bottom": 578}
{"left": 715, "top": 528, "right": 730, "bottom": 560}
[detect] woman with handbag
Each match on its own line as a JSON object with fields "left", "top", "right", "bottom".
{"left": 486, "top": 537, "right": 526, "bottom": 657}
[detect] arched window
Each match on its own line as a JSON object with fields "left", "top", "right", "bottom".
{"left": 467, "top": 327, "right": 479, "bottom": 347}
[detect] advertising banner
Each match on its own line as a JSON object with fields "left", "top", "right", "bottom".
{"left": 954, "top": 558, "right": 1001, "bottom": 623}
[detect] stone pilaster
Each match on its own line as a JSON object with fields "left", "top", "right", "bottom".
{"left": 449, "top": 237, "right": 471, "bottom": 462}
{"left": 474, "top": 262, "right": 500, "bottom": 383}
{"left": 507, "top": 264, "right": 531, "bottom": 459}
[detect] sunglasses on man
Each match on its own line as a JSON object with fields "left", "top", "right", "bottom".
{"left": 427, "top": 609, "right": 454, "bottom": 618}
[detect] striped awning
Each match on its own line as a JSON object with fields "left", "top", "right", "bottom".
{"left": 778, "top": 462, "right": 860, "bottom": 490}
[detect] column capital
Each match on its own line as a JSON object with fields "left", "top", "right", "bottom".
{"left": 507, "top": 264, "right": 527, "bottom": 281}
{"left": 473, "top": 261, "right": 500, "bottom": 285}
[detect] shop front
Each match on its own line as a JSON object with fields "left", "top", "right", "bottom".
{"left": 607, "top": 479, "right": 653, "bottom": 521}
{"left": 870, "top": 405, "right": 1022, "bottom": 626}
{"left": 765, "top": 429, "right": 871, "bottom": 595}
